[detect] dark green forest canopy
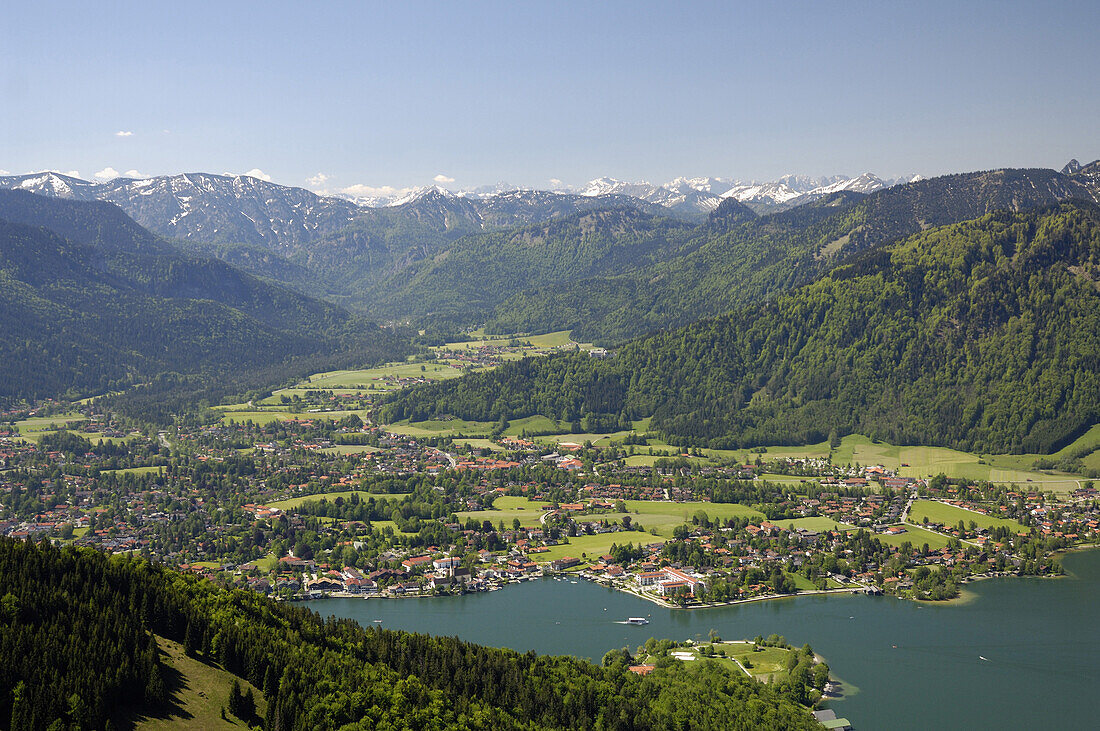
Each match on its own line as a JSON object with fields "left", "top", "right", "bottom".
{"left": 0, "top": 191, "right": 410, "bottom": 406}
{"left": 484, "top": 169, "right": 1097, "bottom": 343}
{"left": 383, "top": 202, "right": 1100, "bottom": 454}
{"left": 0, "top": 538, "right": 818, "bottom": 730}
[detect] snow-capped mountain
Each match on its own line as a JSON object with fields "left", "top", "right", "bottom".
{"left": 563, "top": 172, "right": 921, "bottom": 216}
{"left": 0, "top": 170, "right": 360, "bottom": 250}
{"left": 0, "top": 168, "right": 935, "bottom": 252}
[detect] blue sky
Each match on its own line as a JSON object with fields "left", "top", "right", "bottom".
{"left": 2, "top": 1, "right": 1097, "bottom": 194}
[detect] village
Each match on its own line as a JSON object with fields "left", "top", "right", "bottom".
{"left": 2, "top": 399, "right": 1097, "bottom": 609}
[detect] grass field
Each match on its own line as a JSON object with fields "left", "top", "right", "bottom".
{"left": 456, "top": 496, "right": 549, "bottom": 527}
{"left": 132, "top": 636, "right": 265, "bottom": 730}
{"left": 776, "top": 516, "right": 855, "bottom": 532}
{"left": 666, "top": 642, "right": 796, "bottom": 683}
{"left": 220, "top": 410, "right": 297, "bottom": 426}
{"left": 100, "top": 465, "right": 166, "bottom": 476}
{"left": 320, "top": 444, "right": 382, "bottom": 455}
{"left": 456, "top": 497, "right": 764, "bottom": 561}
{"left": 367, "top": 520, "right": 420, "bottom": 537}
{"left": 13, "top": 413, "right": 87, "bottom": 441}
{"left": 908, "top": 500, "right": 1027, "bottom": 532}
{"left": 452, "top": 438, "right": 503, "bottom": 451}
{"left": 499, "top": 414, "right": 569, "bottom": 436}
{"left": 627, "top": 500, "right": 763, "bottom": 529}
{"left": 221, "top": 409, "right": 371, "bottom": 427}
{"left": 386, "top": 418, "right": 496, "bottom": 438}
{"left": 265, "top": 490, "right": 405, "bottom": 511}
{"left": 829, "top": 434, "right": 1085, "bottom": 493}
{"left": 537, "top": 533, "right": 662, "bottom": 562}
{"left": 875, "top": 524, "right": 952, "bottom": 550}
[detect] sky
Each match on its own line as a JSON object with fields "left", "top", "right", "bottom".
{"left": 2, "top": 1, "right": 1098, "bottom": 196}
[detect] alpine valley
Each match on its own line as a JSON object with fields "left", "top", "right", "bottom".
{"left": 3, "top": 158, "right": 1100, "bottom": 731}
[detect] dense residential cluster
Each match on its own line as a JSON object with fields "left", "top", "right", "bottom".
{"left": 2, "top": 401, "right": 1095, "bottom": 608}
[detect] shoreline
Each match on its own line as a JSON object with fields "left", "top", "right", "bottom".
{"left": 291, "top": 546, "right": 1100, "bottom": 608}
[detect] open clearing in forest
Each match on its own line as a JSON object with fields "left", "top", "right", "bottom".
{"left": 131, "top": 635, "right": 265, "bottom": 730}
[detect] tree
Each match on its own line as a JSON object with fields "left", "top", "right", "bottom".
{"left": 242, "top": 687, "right": 256, "bottom": 719}
{"left": 10, "top": 681, "right": 30, "bottom": 730}
{"left": 228, "top": 679, "right": 244, "bottom": 718}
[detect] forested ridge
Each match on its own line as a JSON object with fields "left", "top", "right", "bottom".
{"left": 485, "top": 168, "right": 1098, "bottom": 343}
{"left": 369, "top": 209, "right": 694, "bottom": 323}
{"left": 384, "top": 202, "right": 1100, "bottom": 454}
{"left": 0, "top": 191, "right": 411, "bottom": 405}
{"left": 0, "top": 537, "right": 818, "bottom": 730}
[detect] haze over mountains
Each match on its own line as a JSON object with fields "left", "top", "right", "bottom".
{"left": 2, "top": 163, "right": 1097, "bottom": 339}
{"left": 1, "top": 159, "right": 1097, "bottom": 428}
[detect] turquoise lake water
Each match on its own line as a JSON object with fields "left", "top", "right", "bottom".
{"left": 305, "top": 549, "right": 1100, "bottom": 729}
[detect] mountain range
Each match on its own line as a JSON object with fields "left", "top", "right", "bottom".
{"left": 3, "top": 163, "right": 1097, "bottom": 337}
{"left": 0, "top": 189, "right": 407, "bottom": 405}
{"left": 2, "top": 159, "right": 1098, "bottom": 428}
{"left": 384, "top": 199, "right": 1100, "bottom": 454}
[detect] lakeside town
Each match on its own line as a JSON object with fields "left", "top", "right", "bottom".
{"left": 3, "top": 398, "right": 1097, "bottom": 610}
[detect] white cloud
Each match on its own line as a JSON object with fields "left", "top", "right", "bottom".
{"left": 433, "top": 174, "right": 455, "bottom": 184}
{"left": 0, "top": 169, "right": 9, "bottom": 176}
{"left": 94, "top": 167, "right": 121, "bottom": 181}
{"left": 549, "top": 178, "right": 564, "bottom": 188}
{"left": 115, "top": 130, "right": 133, "bottom": 137}
{"left": 339, "top": 184, "right": 414, "bottom": 200}
{"left": 306, "top": 172, "right": 329, "bottom": 187}
{"left": 241, "top": 168, "right": 272, "bottom": 181}
{"left": 64, "top": 170, "right": 80, "bottom": 178}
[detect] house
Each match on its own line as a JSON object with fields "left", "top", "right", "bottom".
{"left": 402, "top": 555, "right": 434, "bottom": 571}
{"left": 433, "top": 556, "right": 462, "bottom": 572}
{"left": 550, "top": 557, "right": 580, "bottom": 571}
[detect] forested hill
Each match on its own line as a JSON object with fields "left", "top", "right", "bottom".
{"left": 485, "top": 168, "right": 1099, "bottom": 343}
{"left": 0, "top": 191, "right": 409, "bottom": 404}
{"left": 384, "top": 202, "right": 1100, "bottom": 454}
{"left": 366, "top": 208, "right": 696, "bottom": 322}
{"left": 0, "top": 537, "right": 819, "bottom": 730}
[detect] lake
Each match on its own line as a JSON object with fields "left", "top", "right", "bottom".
{"left": 304, "top": 549, "right": 1100, "bottom": 729}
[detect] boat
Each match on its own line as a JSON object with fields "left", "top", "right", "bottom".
{"left": 626, "top": 617, "right": 649, "bottom": 625}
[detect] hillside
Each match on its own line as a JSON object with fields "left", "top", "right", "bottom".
{"left": 384, "top": 202, "right": 1100, "bottom": 454}
{"left": 0, "top": 537, "right": 819, "bottom": 730}
{"left": 485, "top": 168, "right": 1100, "bottom": 343}
{"left": 366, "top": 208, "right": 696, "bottom": 322}
{"left": 0, "top": 191, "right": 408, "bottom": 403}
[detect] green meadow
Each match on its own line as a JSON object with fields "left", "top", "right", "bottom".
{"left": 13, "top": 413, "right": 87, "bottom": 441}
{"left": 908, "top": 500, "right": 1027, "bottom": 533}
{"left": 456, "top": 497, "right": 765, "bottom": 562}
{"left": 264, "top": 490, "right": 405, "bottom": 511}
{"left": 874, "top": 524, "right": 952, "bottom": 550}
